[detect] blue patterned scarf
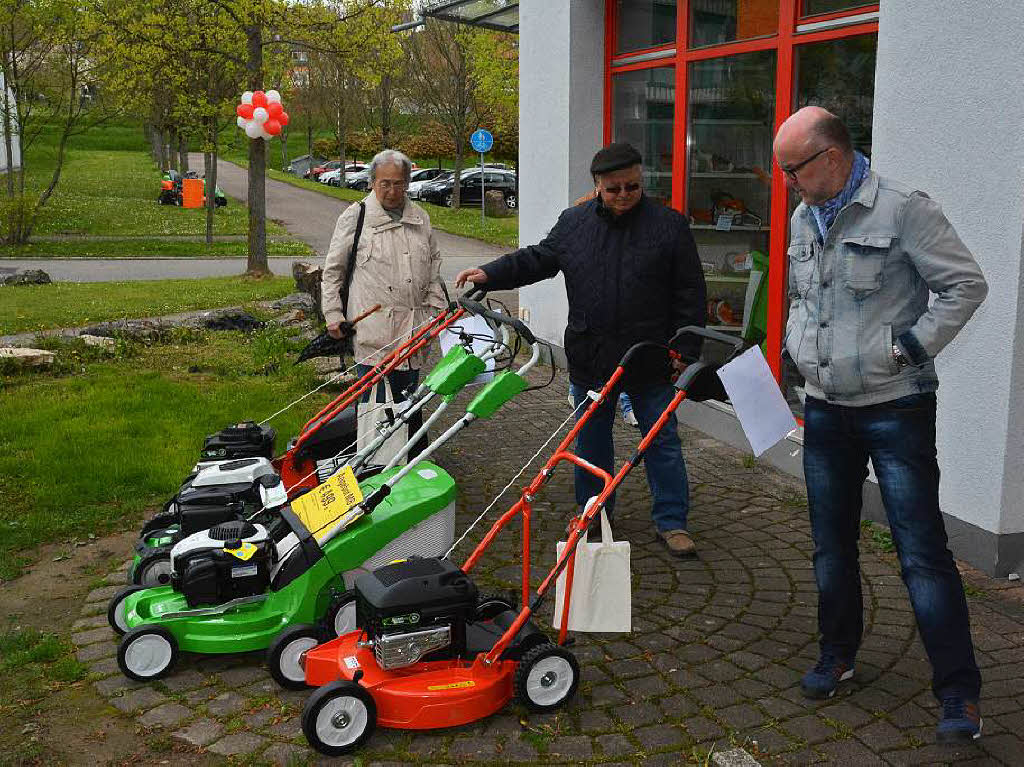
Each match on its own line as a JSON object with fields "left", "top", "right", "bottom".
{"left": 811, "top": 151, "right": 870, "bottom": 242}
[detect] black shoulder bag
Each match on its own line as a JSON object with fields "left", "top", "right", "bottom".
{"left": 340, "top": 201, "right": 366, "bottom": 317}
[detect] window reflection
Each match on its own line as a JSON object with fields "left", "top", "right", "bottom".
{"left": 690, "top": 0, "right": 778, "bottom": 48}
{"left": 612, "top": 67, "right": 675, "bottom": 205}
{"left": 616, "top": 0, "right": 677, "bottom": 54}
{"left": 802, "top": 0, "right": 874, "bottom": 17}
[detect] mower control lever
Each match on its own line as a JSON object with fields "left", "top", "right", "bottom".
{"left": 452, "top": 287, "right": 486, "bottom": 309}
{"left": 457, "top": 296, "right": 537, "bottom": 345}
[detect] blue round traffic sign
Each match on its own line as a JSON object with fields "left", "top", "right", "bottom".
{"left": 470, "top": 129, "right": 493, "bottom": 153}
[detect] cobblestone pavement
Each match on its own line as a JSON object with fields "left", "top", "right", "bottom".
{"left": 74, "top": 365, "right": 1024, "bottom": 765}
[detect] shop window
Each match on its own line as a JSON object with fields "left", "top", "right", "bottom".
{"left": 690, "top": 0, "right": 778, "bottom": 49}
{"left": 779, "top": 34, "right": 877, "bottom": 415}
{"left": 686, "top": 50, "right": 775, "bottom": 356}
{"left": 802, "top": 0, "right": 874, "bottom": 17}
{"left": 611, "top": 67, "right": 675, "bottom": 205}
{"left": 616, "top": 0, "right": 677, "bottom": 54}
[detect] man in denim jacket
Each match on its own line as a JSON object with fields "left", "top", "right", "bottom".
{"left": 774, "top": 107, "right": 988, "bottom": 743}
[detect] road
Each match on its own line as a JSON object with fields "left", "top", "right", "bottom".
{"left": 0, "top": 156, "right": 508, "bottom": 284}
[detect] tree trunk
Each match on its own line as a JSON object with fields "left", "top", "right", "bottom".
{"left": 3, "top": 73, "right": 14, "bottom": 198}
{"left": 306, "top": 122, "right": 313, "bottom": 163}
{"left": 336, "top": 95, "right": 346, "bottom": 187}
{"left": 281, "top": 126, "right": 288, "bottom": 170}
{"left": 178, "top": 133, "right": 188, "bottom": 174}
{"left": 160, "top": 128, "right": 170, "bottom": 171}
{"left": 245, "top": 23, "right": 269, "bottom": 276}
{"left": 452, "top": 141, "right": 464, "bottom": 209}
{"left": 169, "top": 128, "right": 179, "bottom": 172}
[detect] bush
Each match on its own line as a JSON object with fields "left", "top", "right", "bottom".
{"left": 0, "top": 194, "right": 35, "bottom": 245}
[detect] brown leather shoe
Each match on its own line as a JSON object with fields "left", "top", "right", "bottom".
{"left": 660, "top": 529, "right": 697, "bottom": 558}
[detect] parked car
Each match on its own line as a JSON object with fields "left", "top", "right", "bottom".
{"left": 419, "top": 168, "right": 518, "bottom": 209}
{"left": 308, "top": 160, "right": 343, "bottom": 181}
{"left": 288, "top": 154, "right": 327, "bottom": 177}
{"left": 408, "top": 169, "right": 454, "bottom": 200}
{"left": 345, "top": 168, "right": 372, "bottom": 191}
{"left": 319, "top": 164, "right": 365, "bottom": 187}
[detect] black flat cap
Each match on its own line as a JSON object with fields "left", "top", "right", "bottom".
{"left": 590, "top": 142, "right": 642, "bottom": 175}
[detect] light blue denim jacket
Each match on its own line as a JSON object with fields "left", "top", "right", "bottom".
{"left": 784, "top": 171, "right": 988, "bottom": 406}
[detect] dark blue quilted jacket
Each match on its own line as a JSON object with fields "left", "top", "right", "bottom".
{"left": 481, "top": 195, "right": 706, "bottom": 390}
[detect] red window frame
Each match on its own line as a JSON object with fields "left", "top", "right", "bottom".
{"left": 605, "top": 0, "right": 879, "bottom": 384}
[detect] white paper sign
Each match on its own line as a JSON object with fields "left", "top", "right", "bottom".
{"left": 438, "top": 313, "right": 495, "bottom": 384}
{"left": 715, "top": 345, "right": 797, "bottom": 456}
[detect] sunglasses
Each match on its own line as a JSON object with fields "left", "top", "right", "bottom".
{"left": 602, "top": 182, "right": 642, "bottom": 196}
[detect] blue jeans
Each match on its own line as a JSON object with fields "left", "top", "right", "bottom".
{"left": 803, "top": 393, "right": 980, "bottom": 700}
{"left": 570, "top": 383, "right": 689, "bottom": 532}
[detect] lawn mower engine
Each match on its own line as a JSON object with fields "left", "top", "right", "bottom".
{"left": 355, "top": 558, "right": 478, "bottom": 670}
{"left": 199, "top": 421, "right": 277, "bottom": 464}
{"left": 170, "top": 519, "right": 276, "bottom": 607}
{"left": 177, "top": 458, "right": 281, "bottom": 514}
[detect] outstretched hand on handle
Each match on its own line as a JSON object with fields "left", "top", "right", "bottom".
{"left": 455, "top": 268, "right": 488, "bottom": 288}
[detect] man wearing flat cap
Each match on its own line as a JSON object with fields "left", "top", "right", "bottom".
{"left": 456, "top": 143, "right": 707, "bottom": 556}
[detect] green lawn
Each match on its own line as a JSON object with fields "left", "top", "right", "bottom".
{"left": 0, "top": 238, "right": 312, "bottom": 259}
{"left": 0, "top": 275, "right": 295, "bottom": 335}
{"left": 0, "top": 327, "right": 330, "bottom": 580}
{"left": 8, "top": 122, "right": 304, "bottom": 255}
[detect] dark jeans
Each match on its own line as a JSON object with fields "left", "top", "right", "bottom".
{"left": 570, "top": 382, "right": 689, "bottom": 532}
{"left": 355, "top": 365, "right": 426, "bottom": 459}
{"left": 803, "top": 393, "right": 981, "bottom": 700}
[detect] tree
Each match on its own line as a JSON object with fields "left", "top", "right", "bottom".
{"left": 405, "top": 19, "right": 482, "bottom": 208}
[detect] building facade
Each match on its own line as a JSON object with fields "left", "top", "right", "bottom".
{"left": 518, "top": 0, "right": 1024, "bottom": 575}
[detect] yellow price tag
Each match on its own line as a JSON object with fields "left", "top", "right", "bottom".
{"left": 291, "top": 466, "right": 364, "bottom": 543}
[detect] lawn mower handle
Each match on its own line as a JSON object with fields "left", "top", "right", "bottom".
{"left": 457, "top": 295, "right": 537, "bottom": 345}
{"left": 671, "top": 324, "right": 744, "bottom": 353}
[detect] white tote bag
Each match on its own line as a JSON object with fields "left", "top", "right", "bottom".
{"left": 356, "top": 376, "right": 410, "bottom": 467}
{"left": 552, "top": 505, "right": 632, "bottom": 633}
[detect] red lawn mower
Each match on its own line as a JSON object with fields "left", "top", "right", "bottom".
{"left": 297, "top": 325, "right": 742, "bottom": 755}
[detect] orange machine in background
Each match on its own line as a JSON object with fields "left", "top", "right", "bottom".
{"left": 181, "top": 177, "right": 204, "bottom": 208}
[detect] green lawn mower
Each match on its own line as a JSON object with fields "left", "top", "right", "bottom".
{"left": 106, "top": 300, "right": 544, "bottom": 685}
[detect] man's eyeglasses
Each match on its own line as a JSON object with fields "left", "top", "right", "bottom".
{"left": 375, "top": 180, "right": 408, "bottom": 190}
{"left": 602, "top": 182, "right": 642, "bottom": 196}
{"left": 779, "top": 147, "right": 829, "bottom": 179}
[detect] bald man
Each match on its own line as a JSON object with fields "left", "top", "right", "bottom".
{"left": 775, "top": 107, "right": 988, "bottom": 743}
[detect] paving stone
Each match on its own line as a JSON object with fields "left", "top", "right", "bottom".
{"left": 109, "top": 687, "right": 167, "bottom": 713}
{"left": 499, "top": 731, "right": 538, "bottom": 762}
{"left": 86, "top": 585, "right": 121, "bottom": 603}
{"left": 217, "top": 665, "right": 267, "bottom": 687}
{"left": 818, "top": 701, "right": 873, "bottom": 729}
{"left": 597, "top": 733, "right": 635, "bottom": 757}
{"left": 262, "top": 742, "right": 315, "bottom": 766}
{"left": 718, "top": 703, "right": 767, "bottom": 731}
{"left": 76, "top": 642, "right": 116, "bottom": 663}
{"left": 158, "top": 669, "right": 208, "bottom": 692}
{"left": 854, "top": 719, "right": 906, "bottom": 750}
{"left": 72, "top": 627, "right": 113, "bottom": 646}
{"left": 692, "top": 684, "right": 744, "bottom": 708}
{"left": 547, "top": 735, "right": 593, "bottom": 759}
{"left": 781, "top": 714, "right": 834, "bottom": 745}
{"left": 73, "top": 614, "right": 111, "bottom": 631}
{"left": 207, "top": 732, "right": 266, "bottom": 756}
{"left": 266, "top": 716, "right": 302, "bottom": 740}
{"left": 711, "top": 748, "right": 764, "bottom": 767}
{"left": 138, "top": 702, "right": 191, "bottom": 729}
{"left": 882, "top": 742, "right": 984, "bottom": 765}
{"left": 682, "top": 715, "right": 725, "bottom": 742}
{"left": 590, "top": 682, "right": 628, "bottom": 706}
{"left": 88, "top": 657, "right": 119, "bottom": 677}
{"left": 94, "top": 675, "right": 145, "bottom": 697}
{"left": 634, "top": 723, "right": 686, "bottom": 749}
{"left": 451, "top": 735, "right": 501, "bottom": 758}
{"left": 173, "top": 718, "right": 223, "bottom": 747}
{"left": 205, "top": 691, "right": 249, "bottom": 718}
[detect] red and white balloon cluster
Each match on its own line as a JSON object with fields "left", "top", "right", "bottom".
{"left": 235, "top": 90, "right": 290, "bottom": 140}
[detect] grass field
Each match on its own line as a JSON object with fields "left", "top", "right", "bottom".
{"left": 0, "top": 275, "right": 295, "bottom": 335}
{"left": 4, "top": 122, "right": 307, "bottom": 256}
{"left": 0, "top": 324, "right": 331, "bottom": 581}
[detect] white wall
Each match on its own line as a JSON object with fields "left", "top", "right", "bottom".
{"left": 517, "top": 0, "right": 605, "bottom": 347}
{"left": 873, "top": 1, "right": 1024, "bottom": 535}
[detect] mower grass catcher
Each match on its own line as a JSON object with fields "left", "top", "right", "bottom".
{"left": 296, "top": 325, "right": 742, "bottom": 756}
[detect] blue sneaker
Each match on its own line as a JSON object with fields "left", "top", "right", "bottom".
{"left": 800, "top": 655, "right": 854, "bottom": 699}
{"left": 936, "top": 697, "right": 982, "bottom": 743}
